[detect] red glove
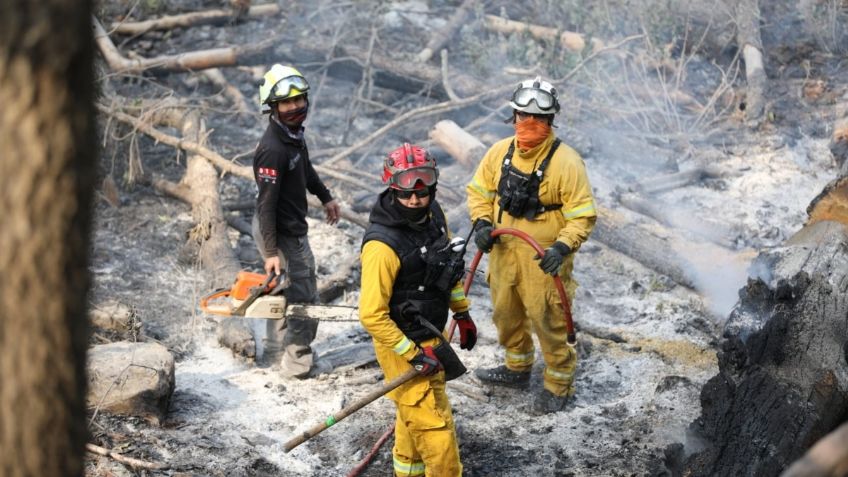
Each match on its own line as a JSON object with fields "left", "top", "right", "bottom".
{"left": 453, "top": 311, "right": 477, "bottom": 350}
{"left": 410, "top": 346, "right": 441, "bottom": 376}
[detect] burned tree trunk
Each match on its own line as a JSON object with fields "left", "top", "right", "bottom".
{"left": 684, "top": 178, "right": 848, "bottom": 475}
{"left": 0, "top": 0, "right": 95, "bottom": 475}
{"left": 736, "top": 0, "right": 767, "bottom": 122}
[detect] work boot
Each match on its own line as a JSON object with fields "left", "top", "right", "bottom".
{"left": 532, "top": 389, "right": 570, "bottom": 415}
{"left": 474, "top": 365, "right": 530, "bottom": 388}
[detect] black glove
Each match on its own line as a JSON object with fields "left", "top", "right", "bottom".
{"left": 409, "top": 346, "right": 441, "bottom": 376}
{"left": 474, "top": 220, "right": 497, "bottom": 253}
{"left": 453, "top": 311, "right": 477, "bottom": 351}
{"left": 535, "top": 241, "right": 572, "bottom": 275}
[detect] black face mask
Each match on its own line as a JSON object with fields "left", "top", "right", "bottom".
{"left": 393, "top": 197, "right": 429, "bottom": 224}
{"left": 277, "top": 106, "right": 308, "bottom": 126}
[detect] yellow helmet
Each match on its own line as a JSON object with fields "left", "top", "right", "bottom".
{"left": 259, "top": 64, "right": 309, "bottom": 112}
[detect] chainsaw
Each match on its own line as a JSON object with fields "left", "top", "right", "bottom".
{"left": 199, "top": 270, "right": 357, "bottom": 322}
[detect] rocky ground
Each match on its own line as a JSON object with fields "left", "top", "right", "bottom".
{"left": 86, "top": 1, "right": 846, "bottom": 476}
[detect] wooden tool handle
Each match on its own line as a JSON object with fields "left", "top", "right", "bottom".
{"left": 283, "top": 368, "right": 420, "bottom": 453}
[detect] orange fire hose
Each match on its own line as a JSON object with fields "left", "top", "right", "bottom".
{"left": 346, "top": 227, "right": 576, "bottom": 476}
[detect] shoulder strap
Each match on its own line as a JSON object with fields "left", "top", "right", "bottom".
{"left": 500, "top": 140, "right": 516, "bottom": 172}
{"left": 535, "top": 138, "right": 561, "bottom": 178}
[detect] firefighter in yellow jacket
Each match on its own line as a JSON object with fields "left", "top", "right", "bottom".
{"left": 360, "top": 144, "right": 477, "bottom": 476}
{"left": 467, "top": 76, "right": 596, "bottom": 414}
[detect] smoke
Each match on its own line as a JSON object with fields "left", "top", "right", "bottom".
{"left": 677, "top": 241, "right": 751, "bottom": 319}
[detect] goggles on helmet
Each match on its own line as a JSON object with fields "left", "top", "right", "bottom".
{"left": 269, "top": 75, "right": 309, "bottom": 103}
{"left": 386, "top": 166, "right": 438, "bottom": 190}
{"left": 511, "top": 87, "right": 557, "bottom": 111}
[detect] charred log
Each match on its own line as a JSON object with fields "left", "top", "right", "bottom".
{"left": 684, "top": 219, "right": 848, "bottom": 476}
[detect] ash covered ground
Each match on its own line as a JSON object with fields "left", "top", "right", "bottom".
{"left": 87, "top": 1, "right": 846, "bottom": 475}
{"left": 86, "top": 129, "right": 835, "bottom": 477}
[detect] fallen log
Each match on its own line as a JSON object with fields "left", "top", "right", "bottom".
{"left": 141, "top": 103, "right": 241, "bottom": 286}
{"left": 86, "top": 443, "right": 168, "bottom": 471}
{"left": 428, "top": 119, "right": 486, "bottom": 170}
{"left": 416, "top": 0, "right": 476, "bottom": 63}
{"left": 201, "top": 68, "right": 252, "bottom": 115}
{"left": 136, "top": 101, "right": 256, "bottom": 358}
{"left": 109, "top": 4, "right": 279, "bottom": 36}
{"left": 593, "top": 207, "right": 695, "bottom": 289}
{"left": 624, "top": 164, "right": 725, "bottom": 195}
{"left": 617, "top": 192, "right": 737, "bottom": 249}
{"left": 93, "top": 17, "right": 277, "bottom": 75}
{"left": 482, "top": 14, "right": 603, "bottom": 53}
{"left": 735, "top": 0, "right": 766, "bottom": 122}
{"left": 684, "top": 176, "right": 848, "bottom": 475}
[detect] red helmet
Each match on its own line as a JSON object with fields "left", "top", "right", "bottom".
{"left": 382, "top": 143, "right": 438, "bottom": 190}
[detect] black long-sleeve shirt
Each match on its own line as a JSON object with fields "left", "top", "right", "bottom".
{"left": 253, "top": 116, "right": 333, "bottom": 256}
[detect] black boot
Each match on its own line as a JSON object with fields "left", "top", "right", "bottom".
{"left": 532, "top": 389, "right": 570, "bottom": 414}
{"left": 474, "top": 365, "right": 530, "bottom": 388}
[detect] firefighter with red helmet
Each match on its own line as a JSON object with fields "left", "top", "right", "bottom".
{"left": 359, "top": 144, "right": 477, "bottom": 476}
{"left": 252, "top": 64, "right": 341, "bottom": 378}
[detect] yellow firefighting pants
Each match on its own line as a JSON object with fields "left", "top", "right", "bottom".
{"left": 488, "top": 236, "right": 578, "bottom": 396}
{"left": 373, "top": 337, "right": 462, "bottom": 477}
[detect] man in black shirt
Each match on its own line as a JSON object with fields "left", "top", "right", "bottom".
{"left": 252, "top": 64, "right": 340, "bottom": 378}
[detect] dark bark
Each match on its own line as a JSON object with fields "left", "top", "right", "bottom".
{"left": 0, "top": 0, "right": 95, "bottom": 475}
{"left": 685, "top": 220, "right": 848, "bottom": 476}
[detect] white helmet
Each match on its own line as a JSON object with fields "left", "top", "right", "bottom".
{"left": 258, "top": 64, "right": 309, "bottom": 113}
{"left": 509, "top": 76, "right": 560, "bottom": 115}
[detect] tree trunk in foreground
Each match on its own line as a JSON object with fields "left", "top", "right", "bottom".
{"left": 0, "top": 0, "right": 95, "bottom": 475}
{"left": 684, "top": 175, "right": 848, "bottom": 475}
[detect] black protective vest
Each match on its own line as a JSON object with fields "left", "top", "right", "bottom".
{"left": 362, "top": 207, "right": 454, "bottom": 342}
{"left": 496, "top": 138, "right": 562, "bottom": 222}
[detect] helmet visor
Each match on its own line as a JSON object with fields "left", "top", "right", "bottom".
{"left": 271, "top": 75, "right": 309, "bottom": 100}
{"left": 389, "top": 167, "right": 438, "bottom": 190}
{"left": 512, "top": 88, "right": 556, "bottom": 111}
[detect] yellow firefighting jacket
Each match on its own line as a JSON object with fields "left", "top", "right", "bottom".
{"left": 467, "top": 133, "right": 596, "bottom": 250}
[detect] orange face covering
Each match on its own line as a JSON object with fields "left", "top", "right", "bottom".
{"left": 514, "top": 117, "right": 551, "bottom": 152}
